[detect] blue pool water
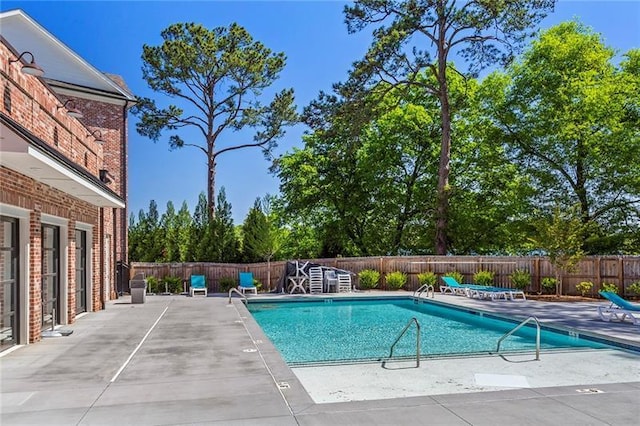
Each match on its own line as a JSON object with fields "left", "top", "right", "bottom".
{"left": 247, "top": 298, "right": 614, "bottom": 365}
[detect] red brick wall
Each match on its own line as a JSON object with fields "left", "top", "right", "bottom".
{"left": 63, "top": 96, "right": 129, "bottom": 264}
{"left": 2, "top": 38, "right": 130, "bottom": 343}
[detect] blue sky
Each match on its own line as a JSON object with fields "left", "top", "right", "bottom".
{"left": 2, "top": 1, "right": 639, "bottom": 224}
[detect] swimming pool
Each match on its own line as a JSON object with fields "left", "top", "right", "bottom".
{"left": 247, "top": 297, "right": 618, "bottom": 365}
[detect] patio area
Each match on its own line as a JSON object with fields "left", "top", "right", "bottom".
{"left": 1, "top": 292, "right": 639, "bottom": 425}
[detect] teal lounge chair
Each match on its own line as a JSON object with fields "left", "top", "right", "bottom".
{"left": 440, "top": 276, "right": 525, "bottom": 301}
{"left": 190, "top": 275, "right": 207, "bottom": 297}
{"left": 598, "top": 291, "right": 640, "bottom": 325}
{"left": 238, "top": 272, "right": 258, "bottom": 295}
{"left": 439, "top": 276, "right": 471, "bottom": 296}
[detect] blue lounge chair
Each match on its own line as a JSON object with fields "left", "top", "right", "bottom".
{"left": 598, "top": 291, "right": 640, "bottom": 325}
{"left": 440, "top": 276, "right": 525, "bottom": 301}
{"left": 439, "top": 276, "right": 471, "bottom": 296}
{"left": 190, "top": 275, "right": 207, "bottom": 297}
{"left": 238, "top": 272, "right": 258, "bottom": 295}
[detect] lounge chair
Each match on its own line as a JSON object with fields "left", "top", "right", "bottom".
{"left": 338, "top": 273, "right": 352, "bottom": 293}
{"left": 238, "top": 272, "right": 258, "bottom": 295}
{"left": 598, "top": 291, "right": 640, "bottom": 325}
{"left": 440, "top": 276, "right": 525, "bottom": 301}
{"left": 190, "top": 275, "right": 207, "bottom": 297}
{"left": 308, "top": 267, "right": 324, "bottom": 294}
{"left": 439, "top": 276, "right": 470, "bottom": 296}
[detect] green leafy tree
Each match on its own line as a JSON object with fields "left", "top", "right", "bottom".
{"left": 482, "top": 22, "right": 640, "bottom": 253}
{"left": 191, "top": 192, "right": 211, "bottom": 261}
{"left": 242, "top": 199, "right": 269, "bottom": 263}
{"left": 208, "top": 188, "right": 240, "bottom": 262}
{"left": 530, "top": 205, "right": 586, "bottom": 296}
{"left": 159, "top": 201, "right": 177, "bottom": 262}
{"left": 133, "top": 22, "right": 297, "bottom": 216}
{"left": 242, "top": 195, "right": 282, "bottom": 290}
{"left": 128, "top": 212, "right": 143, "bottom": 262}
{"left": 279, "top": 83, "right": 441, "bottom": 256}
{"left": 277, "top": 218, "right": 322, "bottom": 260}
{"left": 128, "top": 200, "right": 165, "bottom": 262}
{"left": 344, "top": 0, "right": 556, "bottom": 254}
{"left": 174, "top": 201, "right": 193, "bottom": 262}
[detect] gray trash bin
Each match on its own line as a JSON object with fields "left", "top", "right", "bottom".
{"left": 130, "top": 273, "right": 147, "bottom": 304}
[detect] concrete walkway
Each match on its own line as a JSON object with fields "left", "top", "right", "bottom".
{"left": 1, "top": 293, "right": 639, "bottom": 425}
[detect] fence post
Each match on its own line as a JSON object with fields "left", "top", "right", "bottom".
{"left": 533, "top": 257, "right": 540, "bottom": 293}
{"left": 619, "top": 256, "right": 625, "bottom": 297}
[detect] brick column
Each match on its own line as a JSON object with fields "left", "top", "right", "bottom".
{"left": 68, "top": 218, "right": 76, "bottom": 323}
{"left": 92, "top": 225, "right": 101, "bottom": 311}
{"left": 29, "top": 208, "right": 42, "bottom": 343}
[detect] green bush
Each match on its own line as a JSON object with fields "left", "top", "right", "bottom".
{"left": 417, "top": 272, "right": 437, "bottom": 287}
{"left": 541, "top": 277, "right": 557, "bottom": 294}
{"left": 510, "top": 269, "right": 531, "bottom": 290}
{"left": 600, "top": 282, "right": 618, "bottom": 294}
{"left": 146, "top": 276, "right": 159, "bottom": 294}
{"left": 627, "top": 281, "right": 640, "bottom": 295}
{"left": 163, "top": 276, "right": 183, "bottom": 294}
{"left": 358, "top": 269, "right": 380, "bottom": 289}
{"left": 385, "top": 271, "right": 407, "bottom": 290}
{"left": 444, "top": 271, "right": 464, "bottom": 284}
{"left": 576, "top": 281, "right": 593, "bottom": 297}
{"left": 218, "top": 276, "right": 236, "bottom": 293}
{"left": 473, "top": 270, "right": 494, "bottom": 286}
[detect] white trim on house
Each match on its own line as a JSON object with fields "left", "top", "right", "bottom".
{"left": 41, "top": 214, "right": 69, "bottom": 326}
{"left": 0, "top": 9, "right": 136, "bottom": 102}
{"left": 0, "top": 204, "right": 30, "bottom": 346}
{"left": 0, "top": 121, "right": 125, "bottom": 208}
{"left": 75, "top": 221, "right": 94, "bottom": 313}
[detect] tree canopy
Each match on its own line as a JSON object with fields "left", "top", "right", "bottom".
{"left": 480, "top": 22, "right": 640, "bottom": 253}
{"left": 133, "top": 22, "right": 297, "bottom": 216}
{"left": 343, "top": 0, "right": 556, "bottom": 254}
{"left": 130, "top": 19, "right": 640, "bottom": 262}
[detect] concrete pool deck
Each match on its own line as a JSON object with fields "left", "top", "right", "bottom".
{"left": 1, "top": 292, "right": 639, "bottom": 425}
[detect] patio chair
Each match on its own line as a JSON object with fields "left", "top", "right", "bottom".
{"left": 308, "top": 267, "right": 324, "bottom": 294}
{"left": 597, "top": 291, "right": 640, "bottom": 325}
{"left": 324, "top": 270, "right": 338, "bottom": 293}
{"left": 439, "top": 276, "right": 472, "bottom": 296}
{"left": 338, "top": 273, "right": 352, "bottom": 293}
{"left": 440, "top": 276, "right": 524, "bottom": 301}
{"left": 190, "top": 275, "right": 207, "bottom": 297}
{"left": 238, "top": 272, "right": 258, "bottom": 295}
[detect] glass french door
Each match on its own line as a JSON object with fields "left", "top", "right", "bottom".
{"left": 41, "top": 224, "right": 60, "bottom": 329}
{"left": 0, "top": 216, "right": 18, "bottom": 350}
{"left": 75, "top": 230, "right": 86, "bottom": 314}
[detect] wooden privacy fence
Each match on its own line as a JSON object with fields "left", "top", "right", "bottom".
{"left": 130, "top": 255, "right": 640, "bottom": 296}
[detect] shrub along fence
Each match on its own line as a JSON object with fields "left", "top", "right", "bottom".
{"left": 129, "top": 255, "right": 640, "bottom": 297}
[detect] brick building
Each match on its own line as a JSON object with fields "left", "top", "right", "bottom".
{"left": 0, "top": 10, "right": 135, "bottom": 350}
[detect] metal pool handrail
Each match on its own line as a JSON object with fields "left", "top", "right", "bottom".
{"left": 414, "top": 284, "right": 434, "bottom": 299}
{"left": 496, "top": 316, "right": 541, "bottom": 360}
{"left": 386, "top": 317, "right": 421, "bottom": 367}
{"left": 228, "top": 288, "right": 247, "bottom": 305}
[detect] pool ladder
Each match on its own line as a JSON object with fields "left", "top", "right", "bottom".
{"left": 228, "top": 288, "right": 248, "bottom": 305}
{"left": 496, "top": 316, "right": 541, "bottom": 360}
{"left": 414, "top": 284, "right": 434, "bottom": 299}
{"left": 384, "top": 317, "right": 421, "bottom": 368}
